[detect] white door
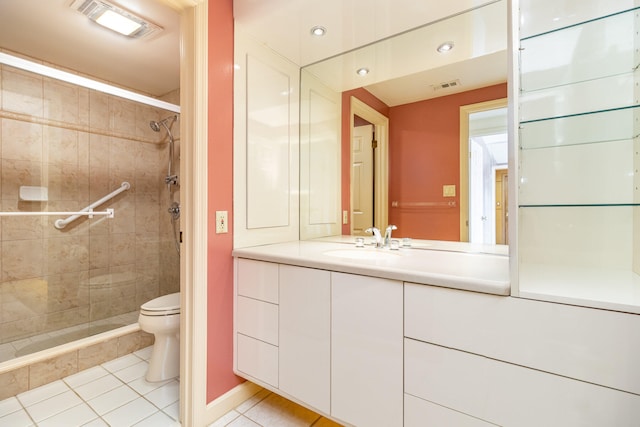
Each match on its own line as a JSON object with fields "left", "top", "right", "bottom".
{"left": 352, "top": 123, "right": 374, "bottom": 235}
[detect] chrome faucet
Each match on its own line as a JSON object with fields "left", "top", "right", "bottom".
{"left": 365, "top": 227, "right": 383, "bottom": 247}
{"left": 384, "top": 224, "right": 398, "bottom": 247}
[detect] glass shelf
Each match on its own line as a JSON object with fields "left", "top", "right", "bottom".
{"left": 519, "top": 0, "right": 635, "bottom": 40}
{"left": 517, "top": 0, "right": 640, "bottom": 313}
{"left": 520, "top": 8, "right": 637, "bottom": 93}
{"left": 520, "top": 106, "right": 638, "bottom": 150}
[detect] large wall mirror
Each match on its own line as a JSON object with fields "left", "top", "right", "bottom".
{"left": 300, "top": 0, "right": 508, "bottom": 251}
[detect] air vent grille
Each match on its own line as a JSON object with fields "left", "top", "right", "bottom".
{"left": 432, "top": 79, "right": 462, "bottom": 91}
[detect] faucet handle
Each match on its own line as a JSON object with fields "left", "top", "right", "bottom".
{"left": 386, "top": 224, "right": 397, "bottom": 232}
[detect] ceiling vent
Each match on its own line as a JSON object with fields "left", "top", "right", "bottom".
{"left": 432, "top": 79, "right": 461, "bottom": 91}
{"left": 70, "top": 0, "right": 162, "bottom": 39}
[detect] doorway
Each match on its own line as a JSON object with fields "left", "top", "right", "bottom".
{"left": 349, "top": 97, "right": 389, "bottom": 235}
{"left": 459, "top": 99, "right": 508, "bottom": 244}
{"left": 352, "top": 117, "right": 375, "bottom": 235}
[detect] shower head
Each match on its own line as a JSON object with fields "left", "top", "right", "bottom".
{"left": 150, "top": 115, "right": 178, "bottom": 133}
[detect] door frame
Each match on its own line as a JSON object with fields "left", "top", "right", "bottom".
{"left": 459, "top": 98, "right": 507, "bottom": 242}
{"left": 350, "top": 97, "right": 389, "bottom": 234}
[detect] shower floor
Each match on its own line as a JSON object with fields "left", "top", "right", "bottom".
{"left": 0, "top": 311, "right": 139, "bottom": 363}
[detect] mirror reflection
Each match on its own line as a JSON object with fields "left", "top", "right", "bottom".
{"left": 302, "top": 0, "right": 508, "bottom": 247}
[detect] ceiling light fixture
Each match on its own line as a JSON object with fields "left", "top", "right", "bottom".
{"left": 356, "top": 67, "right": 370, "bottom": 76}
{"left": 70, "top": 0, "right": 162, "bottom": 38}
{"left": 310, "top": 26, "right": 327, "bottom": 36}
{"left": 437, "top": 41, "right": 455, "bottom": 53}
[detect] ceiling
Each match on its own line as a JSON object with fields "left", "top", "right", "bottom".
{"left": 0, "top": 0, "right": 507, "bottom": 104}
{"left": 0, "top": 0, "right": 180, "bottom": 97}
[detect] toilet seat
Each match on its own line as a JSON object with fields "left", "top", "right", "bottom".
{"left": 140, "top": 292, "right": 180, "bottom": 316}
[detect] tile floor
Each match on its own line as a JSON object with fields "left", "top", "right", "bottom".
{"left": 0, "top": 345, "right": 342, "bottom": 427}
{"left": 0, "top": 346, "right": 179, "bottom": 426}
{"left": 210, "top": 388, "right": 343, "bottom": 427}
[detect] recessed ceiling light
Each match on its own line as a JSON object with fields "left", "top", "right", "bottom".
{"left": 96, "top": 9, "right": 142, "bottom": 35}
{"left": 437, "top": 41, "right": 455, "bottom": 53}
{"left": 70, "top": 0, "right": 162, "bottom": 38}
{"left": 356, "top": 67, "right": 370, "bottom": 76}
{"left": 310, "top": 26, "right": 327, "bottom": 36}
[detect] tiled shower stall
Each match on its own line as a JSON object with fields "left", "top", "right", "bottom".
{"left": 0, "top": 53, "right": 180, "bottom": 365}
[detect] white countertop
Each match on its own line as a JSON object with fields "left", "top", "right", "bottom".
{"left": 232, "top": 239, "right": 510, "bottom": 296}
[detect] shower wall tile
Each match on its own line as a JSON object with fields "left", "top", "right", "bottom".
{"left": 110, "top": 233, "right": 136, "bottom": 266}
{"left": 43, "top": 77, "right": 85, "bottom": 125}
{"left": 1, "top": 68, "right": 43, "bottom": 117}
{"left": 110, "top": 137, "right": 136, "bottom": 175}
{"left": 45, "top": 235, "right": 90, "bottom": 276}
{"left": 0, "top": 278, "right": 50, "bottom": 322}
{"left": 88, "top": 91, "right": 109, "bottom": 131}
{"left": 0, "top": 366, "right": 28, "bottom": 400}
{"left": 1, "top": 118, "right": 43, "bottom": 162}
{"left": 1, "top": 239, "right": 44, "bottom": 281}
{"left": 29, "top": 351, "right": 78, "bottom": 389}
{"left": 1, "top": 159, "right": 43, "bottom": 199}
{"left": 89, "top": 235, "right": 110, "bottom": 270}
{"left": 78, "top": 337, "right": 118, "bottom": 371}
{"left": 0, "top": 201, "right": 45, "bottom": 240}
{"left": 117, "top": 331, "right": 154, "bottom": 357}
{"left": 43, "top": 126, "right": 79, "bottom": 166}
{"left": 110, "top": 97, "right": 137, "bottom": 136}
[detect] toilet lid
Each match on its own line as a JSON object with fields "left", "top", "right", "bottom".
{"left": 141, "top": 292, "right": 180, "bottom": 312}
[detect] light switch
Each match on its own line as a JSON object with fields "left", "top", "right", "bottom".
{"left": 443, "top": 185, "right": 456, "bottom": 197}
{"left": 215, "top": 210, "right": 228, "bottom": 233}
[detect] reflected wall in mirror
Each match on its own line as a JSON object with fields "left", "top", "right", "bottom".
{"left": 302, "top": 0, "right": 508, "bottom": 243}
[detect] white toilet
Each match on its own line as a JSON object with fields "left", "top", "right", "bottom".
{"left": 138, "top": 292, "right": 180, "bottom": 382}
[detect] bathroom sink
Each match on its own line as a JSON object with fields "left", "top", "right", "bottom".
{"left": 323, "top": 248, "right": 401, "bottom": 261}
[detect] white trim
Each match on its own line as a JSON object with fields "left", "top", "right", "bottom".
{"left": 0, "top": 52, "right": 179, "bottom": 113}
{"left": 156, "top": 0, "right": 208, "bottom": 425}
{"left": 459, "top": 98, "right": 508, "bottom": 242}
{"left": 205, "top": 382, "right": 263, "bottom": 424}
{"left": 350, "top": 96, "right": 389, "bottom": 233}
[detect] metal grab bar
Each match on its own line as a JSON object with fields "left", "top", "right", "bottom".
{"left": 391, "top": 200, "right": 456, "bottom": 208}
{"left": 0, "top": 209, "right": 114, "bottom": 218}
{"left": 54, "top": 181, "right": 131, "bottom": 229}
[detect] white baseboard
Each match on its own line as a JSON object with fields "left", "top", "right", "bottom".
{"left": 204, "top": 381, "right": 263, "bottom": 425}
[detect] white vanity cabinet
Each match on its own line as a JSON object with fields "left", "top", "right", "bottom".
{"left": 235, "top": 257, "right": 404, "bottom": 427}
{"left": 331, "top": 272, "right": 403, "bottom": 427}
{"left": 235, "top": 258, "right": 279, "bottom": 387}
{"left": 278, "top": 265, "right": 331, "bottom": 414}
{"left": 403, "top": 283, "right": 640, "bottom": 426}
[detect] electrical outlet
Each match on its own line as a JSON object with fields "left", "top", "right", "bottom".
{"left": 215, "top": 210, "right": 228, "bottom": 233}
{"left": 443, "top": 184, "right": 456, "bottom": 197}
{"left": 343, "top": 210, "right": 349, "bottom": 224}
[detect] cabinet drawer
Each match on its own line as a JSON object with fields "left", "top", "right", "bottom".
{"left": 236, "top": 296, "right": 278, "bottom": 345}
{"left": 405, "top": 394, "right": 493, "bottom": 427}
{"left": 405, "top": 338, "right": 640, "bottom": 426}
{"left": 237, "top": 258, "right": 279, "bottom": 303}
{"left": 237, "top": 334, "right": 278, "bottom": 387}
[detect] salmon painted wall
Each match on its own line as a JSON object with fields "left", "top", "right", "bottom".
{"left": 388, "top": 83, "right": 507, "bottom": 240}
{"left": 341, "top": 88, "right": 390, "bottom": 235}
{"left": 207, "top": 0, "right": 243, "bottom": 402}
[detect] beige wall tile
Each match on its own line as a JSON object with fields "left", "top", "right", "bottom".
{"left": 43, "top": 77, "right": 80, "bottom": 124}
{"left": 89, "top": 91, "right": 109, "bottom": 131}
{"left": 1, "top": 239, "right": 44, "bottom": 281}
{"left": 118, "top": 331, "right": 154, "bottom": 357}
{"left": 0, "top": 366, "right": 28, "bottom": 400}
{"left": 29, "top": 351, "right": 78, "bottom": 388}
{"left": 1, "top": 158, "right": 43, "bottom": 199}
{"left": 78, "top": 337, "right": 118, "bottom": 371}
{"left": 1, "top": 119, "right": 43, "bottom": 162}
{"left": 2, "top": 68, "right": 43, "bottom": 117}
